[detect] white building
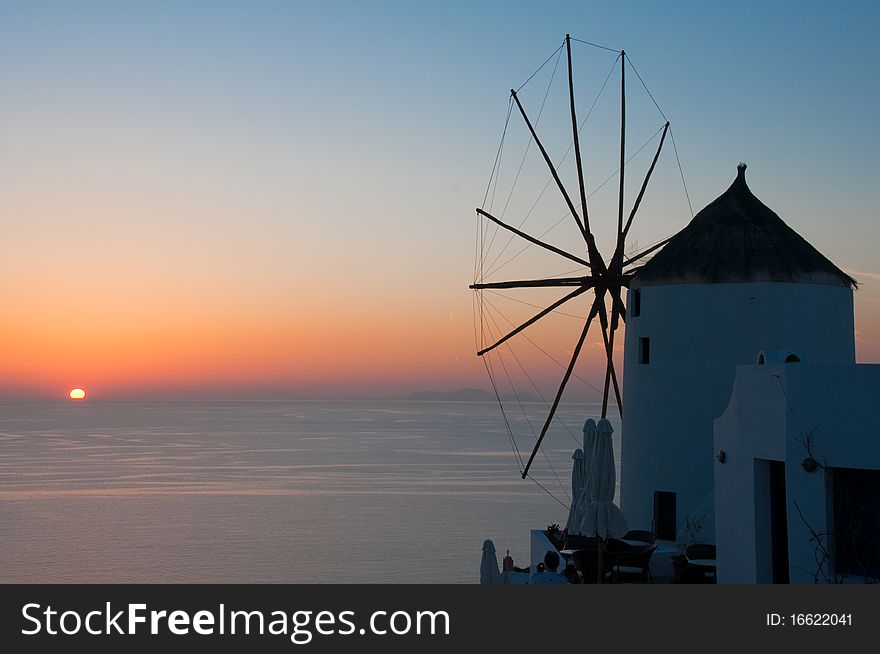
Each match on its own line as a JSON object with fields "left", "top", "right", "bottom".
{"left": 620, "top": 164, "right": 856, "bottom": 541}
{"left": 714, "top": 362, "right": 880, "bottom": 583}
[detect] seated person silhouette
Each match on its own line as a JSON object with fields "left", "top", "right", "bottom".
{"left": 530, "top": 551, "right": 569, "bottom": 584}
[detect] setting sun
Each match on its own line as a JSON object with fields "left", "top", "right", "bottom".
{"left": 68, "top": 388, "right": 86, "bottom": 400}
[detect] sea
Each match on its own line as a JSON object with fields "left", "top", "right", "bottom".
{"left": 0, "top": 399, "right": 621, "bottom": 583}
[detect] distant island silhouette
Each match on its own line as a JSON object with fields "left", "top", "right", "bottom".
{"left": 405, "top": 388, "right": 541, "bottom": 403}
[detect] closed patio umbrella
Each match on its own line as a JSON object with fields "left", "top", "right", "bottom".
{"left": 564, "top": 448, "right": 586, "bottom": 534}
{"left": 579, "top": 418, "right": 628, "bottom": 582}
{"left": 582, "top": 418, "right": 597, "bottom": 496}
{"left": 480, "top": 539, "right": 503, "bottom": 584}
{"left": 565, "top": 419, "right": 598, "bottom": 536}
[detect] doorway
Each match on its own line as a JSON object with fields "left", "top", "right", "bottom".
{"left": 768, "top": 460, "right": 790, "bottom": 583}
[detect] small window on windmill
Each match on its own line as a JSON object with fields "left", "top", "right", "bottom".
{"left": 653, "top": 491, "right": 676, "bottom": 541}
{"left": 638, "top": 337, "right": 650, "bottom": 364}
{"left": 632, "top": 289, "right": 641, "bottom": 317}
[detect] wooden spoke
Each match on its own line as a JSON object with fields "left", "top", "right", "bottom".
{"left": 611, "top": 287, "right": 626, "bottom": 327}
{"left": 510, "top": 89, "right": 589, "bottom": 243}
{"left": 470, "top": 276, "right": 593, "bottom": 290}
{"left": 615, "top": 52, "right": 626, "bottom": 263}
{"left": 477, "top": 208, "right": 590, "bottom": 269}
{"left": 609, "top": 290, "right": 625, "bottom": 402}
{"left": 477, "top": 285, "right": 592, "bottom": 356}
{"left": 566, "top": 34, "right": 602, "bottom": 270}
{"left": 620, "top": 121, "right": 669, "bottom": 244}
{"left": 598, "top": 301, "right": 624, "bottom": 418}
{"left": 521, "top": 297, "right": 601, "bottom": 478}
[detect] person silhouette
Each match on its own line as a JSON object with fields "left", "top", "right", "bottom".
{"left": 530, "top": 551, "right": 569, "bottom": 584}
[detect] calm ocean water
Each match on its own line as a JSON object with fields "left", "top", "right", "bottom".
{"left": 0, "top": 400, "right": 621, "bottom": 583}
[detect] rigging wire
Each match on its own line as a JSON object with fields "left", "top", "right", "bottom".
{"left": 471, "top": 290, "right": 482, "bottom": 353}
{"left": 483, "top": 343, "right": 575, "bottom": 514}
{"left": 482, "top": 355, "right": 526, "bottom": 472}
{"left": 480, "top": 299, "right": 574, "bottom": 496}
{"left": 487, "top": 289, "right": 585, "bottom": 321}
{"left": 569, "top": 36, "right": 621, "bottom": 54}
{"left": 583, "top": 123, "right": 665, "bottom": 198}
{"left": 481, "top": 294, "right": 605, "bottom": 398}
{"left": 499, "top": 45, "right": 564, "bottom": 222}
{"left": 481, "top": 57, "right": 619, "bottom": 276}
{"left": 473, "top": 210, "right": 486, "bottom": 288}
{"left": 479, "top": 232, "right": 486, "bottom": 352}
{"left": 481, "top": 98, "right": 513, "bottom": 210}
{"left": 626, "top": 55, "right": 667, "bottom": 122}
{"left": 526, "top": 474, "right": 571, "bottom": 510}
{"left": 485, "top": 212, "right": 573, "bottom": 279}
{"left": 515, "top": 42, "right": 565, "bottom": 93}
{"left": 625, "top": 55, "right": 694, "bottom": 220}
{"left": 669, "top": 126, "right": 694, "bottom": 218}
{"left": 479, "top": 228, "right": 523, "bottom": 473}
{"left": 488, "top": 121, "right": 508, "bottom": 214}
{"left": 486, "top": 45, "right": 564, "bottom": 257}
{"left": 476, "top": 102, "right": 510, "bottom": 291}
{"left": 543, "top": 265, "right": 591, "bottom": 279}
{"left": 480, "top": 299, "right": 586, "bottom": 449}
{"left": 480, "top": 291, "right": 523, "bottom": 469}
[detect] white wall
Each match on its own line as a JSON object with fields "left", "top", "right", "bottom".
{"left": 530, "top": 529, "right": 561, "bottom": 573}
{"left": 714, "top": 363, "right": 880, "bottom": 583}
{"left": 621, "top": 282, "right": 854, "bottom": 539}
{"left": 713, "top": 365, "right": 788, "bottom": 583}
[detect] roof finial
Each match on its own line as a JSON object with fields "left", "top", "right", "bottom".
{"left": 737, "top": 162, "right": 747, "bottom": 180}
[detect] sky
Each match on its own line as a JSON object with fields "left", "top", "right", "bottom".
{"left": 1, "top": 0, "right": 878, "bottom": 399}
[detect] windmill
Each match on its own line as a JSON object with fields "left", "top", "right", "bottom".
{"left": 470, "top": 35, "right": 686, "bottom": 481}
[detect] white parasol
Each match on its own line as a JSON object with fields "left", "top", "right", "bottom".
{"left": 480, "top": 539, "right": 503, "bottom": 584}
{"left": 579, "top": 418, "right": 628, "bottom": 582}
{"left": 564, "top": 448, "right": 586, "bottom": 534}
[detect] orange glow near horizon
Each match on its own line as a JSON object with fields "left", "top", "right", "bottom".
{"left": 0, "top": 265, "right": 874, "bottom": 399}
{"left": 0, "top": 283, "right": 622, "bottom": 399}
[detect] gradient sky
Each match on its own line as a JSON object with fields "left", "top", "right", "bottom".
{"left": 1, "top": 0, "right": 878, "bottom": 399}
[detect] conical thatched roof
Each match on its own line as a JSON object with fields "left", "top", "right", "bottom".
{"left": 631, "top": 164, "right": 856, "bottom": 288}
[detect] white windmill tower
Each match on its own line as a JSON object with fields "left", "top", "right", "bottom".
{"left": 620, "top": 163, "right": 857, "bottom": 541}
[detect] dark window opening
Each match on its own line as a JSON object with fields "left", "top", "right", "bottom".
{"left": 832, "top": 467, "right": 880, "bottom": 579}
{"left": 632, "top": 289, "right": 641, "bottom": 317}
{"left": 758, "top": 353, "right": 766, "bottom": 364}
{"left": 769, "top": 461, "right": 790, "bottom": 583}
{"left": 654, "top": 491, "right": 676, "bottom": 541}
{"left": 785, "top": 354, "right": 800, "bottom": 363}
{"left": 638, "top": 337, "right": 650, "bottom": 364}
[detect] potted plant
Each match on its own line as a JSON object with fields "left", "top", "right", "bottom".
{"left": 544, "top": 523, "right": 563, "bottom": 551}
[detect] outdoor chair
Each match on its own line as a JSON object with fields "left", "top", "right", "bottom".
{"left": 610, "top": 542, "right": 657, "bottom": 583}
{"left": 623, "top": 529, "right": 656, "bottom": 544}
{"left": 683, "top": 543, "right": 717, "bottom": 584}
{"left": 684, "top": 544, "right": 716, "bottom": 561}
{"left": 562, "top": 534, "right": 598, "bottom": 551}
{"left": 570, "top": 541, "right": 614, "bottom": 584}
